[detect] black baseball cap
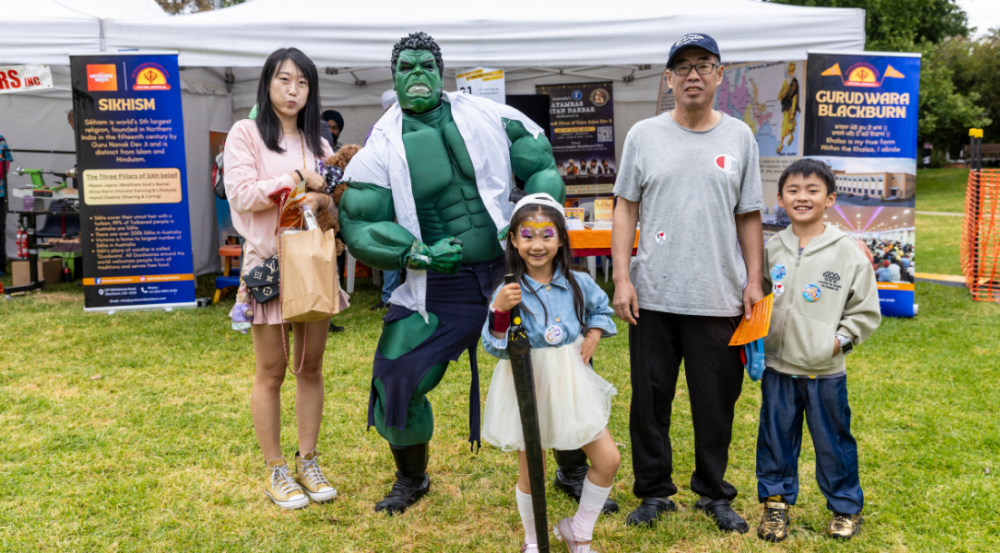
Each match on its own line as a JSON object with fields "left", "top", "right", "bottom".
{"left": 666, "top": 33, "right": 721, "bottom": 69}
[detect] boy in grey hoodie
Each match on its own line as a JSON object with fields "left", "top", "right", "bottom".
{"left": 755, "top": 159, "right": 881, "bottom": 542}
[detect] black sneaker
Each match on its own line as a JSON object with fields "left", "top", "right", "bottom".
{"left": 625, "top": 497, "right": 676, "bottom": 527}
{"left": 696, "top": 498, "right": 750, "bottom": 534}
{"left": 370, "top": 301, "right": 389, "bottom": 311}
{"left": 329, "top": 322, "right": 345, "bottom": 333}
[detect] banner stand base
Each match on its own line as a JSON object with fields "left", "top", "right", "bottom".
{"left": 85, "top": 301, "right": 198, "bottom": 314}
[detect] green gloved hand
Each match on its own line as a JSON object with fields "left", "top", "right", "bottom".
{"left": 406, "top": 238, "right": 464, "bottom": 274}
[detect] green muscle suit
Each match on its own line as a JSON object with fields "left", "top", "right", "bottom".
{"left": 338, "top": 33, "right": 564, "bottom": 515}
{"left": 341, "top": 103, "right": 563, "bottom": 445}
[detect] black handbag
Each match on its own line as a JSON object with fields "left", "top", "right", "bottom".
{"left": 213, "top": 152, "right": 227, "bottom": 200}
{"left": 242, "top": 254, "right": 280, "bottom": 304}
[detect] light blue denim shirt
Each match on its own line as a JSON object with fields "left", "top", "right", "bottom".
{"left": 482, "top": 267, "right": 618, "bottom": 359}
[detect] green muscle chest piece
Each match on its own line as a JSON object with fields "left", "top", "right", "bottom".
{"left": 402, "top": 102, "right": 503, "bottom": 263}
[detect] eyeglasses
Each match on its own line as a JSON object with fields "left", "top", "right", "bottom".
{"left": 670, "top": 63, "right": 719, "bottom": 76}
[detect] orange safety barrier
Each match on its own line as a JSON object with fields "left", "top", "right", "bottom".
{"left": 961, "top": 168, "right": 1000, "bottom": 301}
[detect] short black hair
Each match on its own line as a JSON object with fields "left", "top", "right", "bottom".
{"left": 777, "top": 158, "right": 836, "bottom": 196}
{"left": 390, "top": 32, "right": 444, "bottom": 77}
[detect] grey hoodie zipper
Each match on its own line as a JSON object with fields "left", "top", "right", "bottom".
{"left": 776, "top": 245, "right": 804, "bottom": 373}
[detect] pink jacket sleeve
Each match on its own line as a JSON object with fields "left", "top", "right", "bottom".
{"left": 224, "top": 121, "right": 295, "bottom": 215}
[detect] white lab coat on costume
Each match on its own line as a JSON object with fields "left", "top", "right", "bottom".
{"left": 344, "top": 91, "right": 544, "bottom": 321}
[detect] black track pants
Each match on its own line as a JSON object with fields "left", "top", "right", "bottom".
{"left": 628, "top": 310, "right": 744, "bottom": 501}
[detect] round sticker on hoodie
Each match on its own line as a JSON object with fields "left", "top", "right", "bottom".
{"left": 771, "top": 263, "right": 786, "bottom": 281}
{"left": 802, "top": 284, "right": 821, "bottom": 302}
{"left": 773, "top": 282, "right": 785, "bottom": 296}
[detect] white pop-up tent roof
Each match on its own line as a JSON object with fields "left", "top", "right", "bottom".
{"left": 103, "top": 0, "right": 865, "bottom": 67}
{"left": 2, "top": 0, "right": 167, "bottom": 65}
{"left": 3, "top": 0, "right": 866, "bottom": 271}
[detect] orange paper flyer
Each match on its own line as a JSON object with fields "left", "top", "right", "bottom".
{"left": 729, "top": 293, "right": 774, "bottom": 346}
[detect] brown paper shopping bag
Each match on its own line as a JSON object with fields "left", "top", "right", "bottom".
{"left": 280, "top": 228, "right": 340, "bottom": 323}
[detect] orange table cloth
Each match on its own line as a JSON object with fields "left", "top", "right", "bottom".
{"left": 568, "top": 229, "right": 639, "bottom": 257}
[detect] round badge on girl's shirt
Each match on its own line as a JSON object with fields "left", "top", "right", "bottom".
{"left": 774, "top": 282, "right": 785, "bottom": 296}
{"left": 771, "top": 263, "right": 786, "bottom": 281}
{"left": 802, "top": 284, "right": 821, "bottom": 302}
{"left": 544, "top": 324, "right": 564, "bottom": 345}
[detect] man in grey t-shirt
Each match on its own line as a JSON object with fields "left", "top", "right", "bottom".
{"left": 612, "top": 33, "right": 765, "bottom": 532}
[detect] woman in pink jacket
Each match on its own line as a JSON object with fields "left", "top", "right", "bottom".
{"left": 224, "top": 48, "right": 340, "bottom": 510}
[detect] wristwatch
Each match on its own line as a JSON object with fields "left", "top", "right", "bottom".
{"left": 836, "top": 333, "right": 853, "bottom": 355}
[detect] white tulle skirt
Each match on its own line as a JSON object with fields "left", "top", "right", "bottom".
{"left": 482, "top": 336, "right": 617, "bottom": 452}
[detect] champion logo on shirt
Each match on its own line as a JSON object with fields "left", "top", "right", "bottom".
{"left": 714, "top": 154, "right": 738, "bottom": 174}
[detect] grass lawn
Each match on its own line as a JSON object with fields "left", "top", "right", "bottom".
{"left": 915, "top": 168, "right": 969, "bottom": 214}
{"left": 2, "top": 172, "right": 997, "bottom": 552}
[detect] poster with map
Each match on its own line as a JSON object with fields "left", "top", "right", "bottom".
{"left": 715, "top": 60, "right": 806, "bottom": 232}
{"left": 716, "top": 60, "right": 804, "bottom": 157}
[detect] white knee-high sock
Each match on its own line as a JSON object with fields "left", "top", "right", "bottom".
{"left": 516, "top": 486, "right": 537, "bottom": 545}
{"left": 571, "top": 476, "right": 612, "bottom": 543}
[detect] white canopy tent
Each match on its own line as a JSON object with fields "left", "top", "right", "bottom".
{"left": 3, "top": 0, "right": 866, "bottom": 270}
{"left": 1, "top": 0, "right": 233, "bottom": 274}
{"left": 130, "top": 0, "right": 865, "bottom": 151}
{"left": 1, "top": 0, "right": 167, "bottom": 65}
{"left": 104, "top": 0, "right": 864, "bottom": 67}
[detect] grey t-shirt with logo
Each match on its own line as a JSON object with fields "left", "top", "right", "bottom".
{"left": 613, "top": 112, "right": 764, "bottom": 317}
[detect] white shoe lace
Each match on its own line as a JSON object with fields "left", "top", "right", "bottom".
{"left": 300, "top": 456, "right": 331, "bottom": 489}
{"left": 270, "top": 463, "right": 302, "bottom": 497}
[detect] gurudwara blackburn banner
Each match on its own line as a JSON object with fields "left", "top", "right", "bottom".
{"left": 805, "top": 51, "right": 921, "bottom": 317}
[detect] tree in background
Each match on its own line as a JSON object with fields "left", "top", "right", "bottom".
{"left": 935, "top": 29, "right": 1000, "bottom": 148}
{"left": 768, "top": 0, "right": 990, "bottom": 160}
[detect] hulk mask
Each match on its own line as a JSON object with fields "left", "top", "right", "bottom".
{"left": 393, "top": 49, "right": 443, "bottom": 113}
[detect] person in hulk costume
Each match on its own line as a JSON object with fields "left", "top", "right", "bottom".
{"left": 340, "top": 32, "right": 619, "bottom": 515}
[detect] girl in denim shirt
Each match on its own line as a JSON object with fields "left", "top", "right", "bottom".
{"left": 482, "top": 193, "right": 620, "bottom": 553}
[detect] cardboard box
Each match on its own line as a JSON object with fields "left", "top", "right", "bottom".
{"left": 12, "top": 261, "right": 30, "bottom": 287}
{"left": 10, "top": 259, "right": 63, "bottom": 287}
{"left": 39, "top": 258, "right": 63, "bottom": 284}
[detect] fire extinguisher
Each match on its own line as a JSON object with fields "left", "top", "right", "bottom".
{"left": 16, "top": 226, "right": 28, "bottom": 259}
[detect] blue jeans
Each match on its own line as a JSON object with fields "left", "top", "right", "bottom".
{"left": 381, "top": 269, "right": 402, "bottom": 303}
{"left": 756, "top": 369, "right": 863, "bottom": 515}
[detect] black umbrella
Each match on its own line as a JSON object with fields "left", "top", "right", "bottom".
{"left": 505, "top": 273, "right": 550, "bottom": 552}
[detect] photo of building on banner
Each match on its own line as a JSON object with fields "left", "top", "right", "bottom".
{"left": 805, "top": 51, "right": 921, "bottom": 317}
{"left": 70, "top": 52, "right": 196, "bottom": 312}
{"left": 713, "top": 60, "right": 806, "bottom": 235}
{"left": 536, "top": 81, "right": 615, "bottom": 224}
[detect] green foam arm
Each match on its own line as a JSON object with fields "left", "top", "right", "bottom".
{"left": 504, "top": 118, "right": 566, "bottom": 204}
{"left": 338, "top": 181, "right": 416, "bottom": 271}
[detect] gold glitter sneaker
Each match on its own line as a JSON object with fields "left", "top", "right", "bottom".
{"left": 264, "top": 457, "right": 309, "bottom": 510}
{"left": 295, "top": 450, "right": 337, "bottom": 503}
{"left": 827, "top": 513, "right": 862, "bottom": 539}
{"left": 757, "top": 496, "right": 789, "bottom": 543}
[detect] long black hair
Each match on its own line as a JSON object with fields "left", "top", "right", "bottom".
{"left": 255, "top": 48, "right": 325, "bottom": 158}
{"left": 503, "top": 205, "right": 586, "bottom": 326}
